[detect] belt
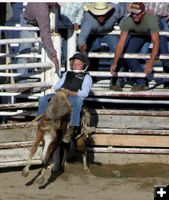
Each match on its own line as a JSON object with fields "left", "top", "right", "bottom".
{"left": 24, "top": 17, "right": 38, "bottom": 27}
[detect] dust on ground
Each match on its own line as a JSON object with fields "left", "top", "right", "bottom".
{"left": 1, "top": 162, "right": 169, "bottom": 200}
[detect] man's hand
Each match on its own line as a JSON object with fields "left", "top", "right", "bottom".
{"left": 73, "top": 23, "right": 80, "bottom": 31}
{"left": 110, "top": 63, "right": 117, "bottom": 76}
{"left": 80, "top": 44, "right": 87, "bottom": 55}
{"left": 144, "top": 60, "right": 153, "bottom": 74}
{"left": 52, "top": 53, "right": 60, "bottom": 76}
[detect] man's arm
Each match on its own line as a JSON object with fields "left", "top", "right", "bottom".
{"left": 77, "top": 13, "right": 93, "bottom": 54}
{"left": 144, "top": 32, "right": 159, "bottom": 74}
{"left": 110, "top": 31, "right": 128, "bottom": 75}
{"left": 36, "top": 4, "right": 59, "bottom": 69}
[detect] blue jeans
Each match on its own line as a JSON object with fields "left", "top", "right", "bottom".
{"left": 88, "top": 34, "right": 119, "bottom": 72}
{"left": 90, "top": 34, "right": 119, "bottom": 53}
{"left": 140, "top": 17, "right": 169, "bottom": 84}
{"left": 17, "top": 14, "right": 38, "bottom": 74}
{"left": 37, "top": 93, "right": 83, "bottom": 127}
{"left": 122, "top": 35, "right": 150, "bottom": 85}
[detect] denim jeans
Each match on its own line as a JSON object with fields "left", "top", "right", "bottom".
{"left": 90, "top": 34, "right": 119, "bottom": 53}
{"left": 140, "top": 17, "right": 169, "bottom": 84}
{"left": 122, "top": 35, "right": 150, "bottom": 85}
{"left": 88, "top": 34, "right": 119, "bottom": 73}
{"left": 37, "top": 93, "right": 83, "bottom": 127}
{"left": 17, "top": 14, "right": 38, "bottom": 74}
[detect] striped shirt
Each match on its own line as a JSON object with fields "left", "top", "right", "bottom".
{"left": 23, "top": 3, "right": 56, "bottom": 57}
{"left": 60, "top": 3, "right": 84, "bottom": 27}
{"left": 145, "top": 3, "right": 169, "bottom": 17}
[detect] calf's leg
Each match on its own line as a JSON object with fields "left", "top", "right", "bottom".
{"left": 22, "top": 128, "right": 43, "bottom": 177}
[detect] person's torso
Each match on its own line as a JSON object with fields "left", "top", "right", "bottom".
{"left": 82, "top": 9, "right": 119, "bottom": 34}
{"left": 23, "top": 3, "right": 48, "bottom": 25}
{"left": 120, "top": 13, "right": 159, "bottom": 35}
{"left": 62, "top": 71, "right": 87, "bottom": 91}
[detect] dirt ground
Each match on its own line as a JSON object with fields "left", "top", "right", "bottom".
{"left": 1, "top": 162, "right": 169, "bottom": 200}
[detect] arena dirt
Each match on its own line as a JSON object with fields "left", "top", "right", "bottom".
{"left": 1, "top": 162, "right": 169, "bottom": 200}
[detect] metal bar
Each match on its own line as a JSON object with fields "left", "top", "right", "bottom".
{"left": 0, "top": 53, "right": 42, "bottom": 58}
{"left": 90, "top": 90, "right": 169, "bottom": 98}
{"left": 88, "top": 52, "right": 169, "bottom": 60}
{"left": 0, "top": 110, "right": 23, "bottom": 116}
{"left": 0, "top": 62, "right": 52, "bottom": 70}
{"left": 0, "top": 72, "right": 42, "bottom": 77}
{"left": 85, "top": 98, "right": 169, "bottom": 104}
{"left": 87, "top": 147, "right": 169, "bottom": 154}
{"left": 89, "top": 71, "right": 169, "bottom": 78}
{"left": 0, "top": 26, "right": 39, "bottom": 31}
{"left": 1, "top": 26, "right": 168, "bottom": 35}
{"left": 0, "top": 37, "right": 41, "bottom": 45}
{"left": 0, "top": 82, "right": 52, "bottom": 90}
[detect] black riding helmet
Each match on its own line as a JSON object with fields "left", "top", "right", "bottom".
{"left": 69, "top": 53, "right": 89, "bottom": 68}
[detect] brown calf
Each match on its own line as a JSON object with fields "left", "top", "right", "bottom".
{"left": 22, "top": 89, "right": 72, "bottom": 184}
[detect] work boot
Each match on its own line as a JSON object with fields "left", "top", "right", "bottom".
{"left": 131, "top": 84, "right": 149, "bottom": 91}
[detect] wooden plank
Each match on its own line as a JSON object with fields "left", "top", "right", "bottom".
{"left": 90, "top": 134, "right": 169, "bottom": 148}
{"left": 90, "top": 109, "right": 169, "bottom": 117}
{"left": 0, "top": 102, "right": 38, "bottom": 110}
{"left": 0, "top": 122, "right": 37, "bottom": 129}
{"left": 0, "top": 141, "right": 34, "bottom": 149}
{"left": 95, "top": 128, "right": 169, "bottom": 136}
{"left": 91, "top": 115, "right": 169, "bottom": 129}
{"left": 0, "top": 147, "right": 42, "bottom": 162}
{"left": 0, "top": 160, "right": 42, "bottom": 168}
{"left": 0, "top": 127, "right": 37, "bottom": 143}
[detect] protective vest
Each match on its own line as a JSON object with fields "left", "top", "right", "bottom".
{"left": 62, "top": 71, "right": 87, "bottom": 91}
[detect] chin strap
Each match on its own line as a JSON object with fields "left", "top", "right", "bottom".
{"left": 71, "top": 65, "right": 89, "bottom": 73}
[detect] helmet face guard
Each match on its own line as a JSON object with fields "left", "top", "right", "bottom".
{"left": 69, "top": 53, "right": 89, "bottom": 72}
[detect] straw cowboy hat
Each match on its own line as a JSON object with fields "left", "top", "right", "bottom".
{"left": 84, "top": 2, "right": 113, "bottom": 15}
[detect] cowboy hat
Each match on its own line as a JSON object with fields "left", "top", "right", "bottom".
{"left": 84, "top": 2, "right": 113, "bottom": 16}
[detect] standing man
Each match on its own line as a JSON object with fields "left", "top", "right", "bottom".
{"left": 144, "top": 2, "right": 169, "bottom": 88}
{"left": 17, "top": 3, "right": 59, "bottom": 75}
{"left": 77, "top": 2, "right": 122, "bottom": 70}
{"left": 110, "top": 2, "right": 160, "bottom": 91}
{"left": 57, "top": 2, "right": 84, "bottom": 66}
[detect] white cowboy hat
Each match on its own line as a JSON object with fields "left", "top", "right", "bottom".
{"left": 84, "top": 2, "right": 113, "bottom": 16}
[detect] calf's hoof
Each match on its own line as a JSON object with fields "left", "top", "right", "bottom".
{"left": 22, "top": 170, "right": 29, "bottom": 177}
{"left": 84, "top": 168, "right": 90, "bottom": 173}
{"left": 35, "top": 176, "right": 45, "bottom": 185}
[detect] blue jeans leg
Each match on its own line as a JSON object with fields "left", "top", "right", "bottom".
{"left": 68, "top": 96, "right": 83, "bottom": 127}
{"left": 125, "top": 36, "right": 148, "bottom": 85}
{"left": 159, "top": 18, "right": 169, "bottom": 71}
{"left": 37, "top": 93, "right": 55, "bottom": 116}
{"left": 17, "top": 15, "right": 37, "bottom": 74}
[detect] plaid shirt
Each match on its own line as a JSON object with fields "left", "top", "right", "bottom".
{"left": 23, "top": 3, "right": 56, "bottom": 57}
{"left": 60, "top": 3, "right": 84, "bottom": 27}
{"left": 145, "top": 3, "right": 169, "bottom": 17}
